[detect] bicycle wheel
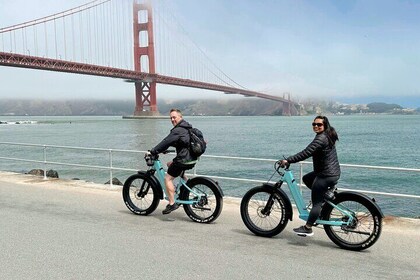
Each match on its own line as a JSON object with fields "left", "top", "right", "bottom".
{"left": 240, "top": 186, "right": 289, "bottom": 237}
{"left": 323, "top": 193, "right": 383, "bottom": 251}
{"left": 122, "top": 173, "right": 160, "bottom": 215}
{"left": 181, "top": 177, "right": 223, "bottom": 223}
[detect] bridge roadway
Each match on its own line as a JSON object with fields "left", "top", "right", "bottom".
{"left": 0, "top": 52, "right": 296, "bottom": 105}
{"left": 0, "top": 171, "right": 418, "bottom": 280}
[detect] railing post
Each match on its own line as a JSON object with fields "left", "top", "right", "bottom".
{"left": 43, "top": 145, "right": 47, "bottom": 180}
{"left": 299, "top": 162, "right": 303, "bottom": 194}
{"left": 193, "top": 157, "right": 198, "bottom": 176}
{"left": 109, "top": 149, "right": 113, "bottom": 187}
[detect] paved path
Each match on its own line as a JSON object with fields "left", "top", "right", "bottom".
{"left": 0, "top": 171, "right": 419, "bottom": 280}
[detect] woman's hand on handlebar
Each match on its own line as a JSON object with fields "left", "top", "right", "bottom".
{"left": 279, "top": 159, "right": 289, "bottom": 168}
{"left": 274, "top": 159, "right": 289, "bottom": 173}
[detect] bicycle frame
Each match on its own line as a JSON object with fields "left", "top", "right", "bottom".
{"left": 150, "top": 158, "right": 203, "bottom": 206}
{"left": 280, "top": 168, "right": 355, "bottom": 226}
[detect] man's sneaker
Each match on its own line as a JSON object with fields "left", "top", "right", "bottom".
{"left": 162, "top": 203, "right": 180, "bottom": 215}
{"left": 293, "top": 225, "right": 314, "bottom": 237}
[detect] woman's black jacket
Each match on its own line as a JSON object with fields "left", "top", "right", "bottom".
{"left": 286, "top": 132, "right": 340, "bottom": 177}
{"left": 150, "top": 119, "right": 197, "bottom": 164}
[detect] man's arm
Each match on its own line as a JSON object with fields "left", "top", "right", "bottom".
{"left": 150, "top": 128, "right": 182, "bottom": 155}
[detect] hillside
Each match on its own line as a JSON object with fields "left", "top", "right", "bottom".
{"left": 0, "top": 99, "right": 287, "bottom": 116}
{"left": 0, "top": 99, "right": 418, "bottom": 116}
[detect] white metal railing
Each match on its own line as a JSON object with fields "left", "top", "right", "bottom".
{"left": 0, "top": 141, "right": 419, "bottom": 200}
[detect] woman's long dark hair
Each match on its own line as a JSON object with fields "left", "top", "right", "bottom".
{"left": 315, "top": 115, "right": 339, "bottom": 147}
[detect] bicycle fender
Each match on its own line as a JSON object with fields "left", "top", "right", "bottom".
{"left": 260, "top": 183, "right": 293, "bottom": 221}
{"left": 137, "top": 171, "right": 164, "bottom": 199}
{"left": 184, "top": 176, "right": 224, "bottom": 197}
{"left": 323, "top": 191, "right": 384, "bottom": 218}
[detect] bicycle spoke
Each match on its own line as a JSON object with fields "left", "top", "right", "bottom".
{"left": 328, "top": 200, "right": 376, "bottom": 245}
{"left": 123, "top": 175, "right": 159, "bottom": 214}
{"left": 246, "top": 191, "right": 284, "bottom": 231}
{"left": 186, "top": 183, "right": 217, "bottom": 220}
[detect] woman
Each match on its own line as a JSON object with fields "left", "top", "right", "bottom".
{"left": 281, "top": 116, "right": 340, "bottom": 236}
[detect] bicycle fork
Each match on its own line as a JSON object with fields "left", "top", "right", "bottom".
{"left": 261, "top": 194, "right": 276, "bottom": 216}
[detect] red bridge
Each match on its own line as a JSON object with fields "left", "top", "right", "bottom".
{"left": 0, "top": 0, "right": 299, "bottom": 116}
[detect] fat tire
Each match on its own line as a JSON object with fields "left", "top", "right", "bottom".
{"left": 122, "top": 173, "right": 160, "bottom": 215}
{"left": 323, "top": 192, "right": 382, "bottom": 251}
{"left": 181, "top": 177, "right": 223, "bottom": 223}
{"left": 240, "top": 186, "right": 289, "bottom": 237}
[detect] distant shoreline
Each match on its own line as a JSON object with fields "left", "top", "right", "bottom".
{"left": 0, "top": 99, "right": 419, "bottom": 116}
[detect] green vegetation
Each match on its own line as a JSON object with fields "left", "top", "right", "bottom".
{"left": 299, "top": 100, "right": 417, "bottom": 115}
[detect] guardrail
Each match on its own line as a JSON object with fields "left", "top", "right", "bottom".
{"left": 0, "top": 141, "right": 419, "bottom": 201}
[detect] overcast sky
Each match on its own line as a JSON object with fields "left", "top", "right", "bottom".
{"left": 0, "top": 0, "right": 419, "bottom": 107}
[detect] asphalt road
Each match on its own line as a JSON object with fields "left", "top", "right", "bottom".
{"left": 0, "top": 171, "right": 419, "bottom": 280}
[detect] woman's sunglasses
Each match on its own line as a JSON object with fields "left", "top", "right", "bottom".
{"left": 312, "top": 122, "right": 324, "bottom": 127}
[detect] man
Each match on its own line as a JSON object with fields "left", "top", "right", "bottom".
{"left": 149, "top": 108, "right": 197, "bottom": 214}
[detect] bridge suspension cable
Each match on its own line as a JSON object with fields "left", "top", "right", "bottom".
{"left": 0, "top": 0, "right": 293, "bottom": 110}
{"left": 0, "top": 0, "right": 133, "bottom": 70}
{"left": 144, "top": 0, "right": 248, "bottom": 90}
{"left": 0, "top": 1, "right": 110, "bottom": 34}
{"left": 0, "top": 0, "right": 253, "bottom": 90}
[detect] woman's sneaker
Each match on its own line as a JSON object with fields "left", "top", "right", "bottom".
{"left": 162, "top": 203, "right": 180, "bottom": 215}
{"left": 293, "top": 225, "right": 314, "bottom": 237}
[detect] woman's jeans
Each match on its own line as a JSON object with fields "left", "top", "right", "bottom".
{"left": 302, "top": 171, "right": 340, "bottom": 226}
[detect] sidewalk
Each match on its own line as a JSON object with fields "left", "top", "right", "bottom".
{"left": 1, "top": 171, "right": 419, "bottom": 280}
{"left": 1, "top": 170, "right": 417, "bottom": 230}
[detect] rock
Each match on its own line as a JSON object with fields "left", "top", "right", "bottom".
{"left": 105, "top": 177, "right": 123, "bottom": 186}
{"left": 27, "top": 169, "right": 59, "bottom": 178}
{"left": 28, "top": 169, "right": 44, "bottom": 176}
{"left": 46, "top": 169, "right": 59, "bottom": 178}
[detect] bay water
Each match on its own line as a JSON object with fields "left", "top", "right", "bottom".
{"left": 0, "top": 114, "right": 419, "bottom": 217}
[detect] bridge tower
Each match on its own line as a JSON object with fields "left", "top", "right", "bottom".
{"left": 282, "top": 92, "right": 291, "bottom": 116}
{"left": 133, "top": 0, "right": 158, "bottom": 116}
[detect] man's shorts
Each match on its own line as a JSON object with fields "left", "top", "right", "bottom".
{"left": 167, "top": 162, "right": 195, "bottom": 177}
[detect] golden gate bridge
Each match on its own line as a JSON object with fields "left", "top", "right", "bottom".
{"left": 0, "top": 0, "right": 298, "bottom": 116}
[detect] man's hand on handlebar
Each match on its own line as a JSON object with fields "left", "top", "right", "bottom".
{"left": 144, "top": 151, "right": 155, "bottom": 166}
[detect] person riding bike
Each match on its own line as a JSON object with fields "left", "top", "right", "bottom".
{"left": 148, "top": 108, "right": 197, "bottom": 214}
{"left": 280, "top": 115, "right": 340, "bottom": 236}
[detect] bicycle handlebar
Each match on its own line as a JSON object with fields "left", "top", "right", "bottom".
{"left": 144, "top": 149, "right": 175, "bottom": 166}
